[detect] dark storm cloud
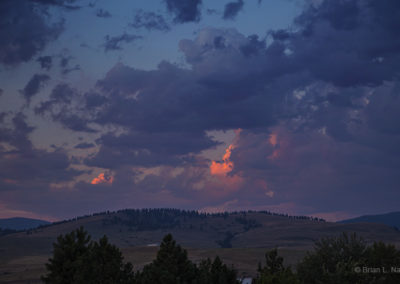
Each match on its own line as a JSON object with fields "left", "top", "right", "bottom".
{"left": 38, "top": 0, "right": 400, "bottom": 162}
{"left": 20, "top": 74, "right": 50, "bottom": 103}
{"left": 37, "top": 56, "right": 53, "bottom": 70}
{"left": 0, "top": 113, "right": 82, "bottom": 191}
{"left": 59, "top": 55, "right": 81, "bottom": 74}
{"left": 0, "top": 0, "right": 64, "bottom": 66}
{"left": 287, "top": 0, "right": 400, "bottom": 87}
{"left": 96, "top": 8, "right": 112, "bottom": 18}
{"left": 103, "top": 33, "right": 142, "bottom": 52}
{"left": 35, "top": 84, "right": 97, "bottom": 132}
{"left": 84, "top": 92, "right": 108, "bottom": 108}
{"left": 228, "top": 125, "right": 400, "bottom": 215}
{"left": 365, "top": 83, "right": 400, "bottom": 135}
{"left": 223, "top": 0, "right": 244, "bottom": 20}
{"left": 30, "top": 0, "right": 82, "bottom": 10}
{"left": 164, "top": 0, "right": 202, "bottom": 23}
{"left": 20, "top": 0, "right": 400, "bottom": 217}
{"left": 239, "top": 35, "right": 266, "bottom": 57}
{"left": 84, "top": 131, "right": 219, "bottom": 169}
{"left": 130, "top": 10, "right": 170, "bottom": 31}
{"left": 74, "top": 142, "right": 95, "bottom": 149}
{"left": 38, "top": 27, "right": 298, "bottom": 171}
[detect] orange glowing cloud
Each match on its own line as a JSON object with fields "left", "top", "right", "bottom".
{"left": 269, "top": 133, "right": 277, "bottom": 146}
{"left": 210, "top": 144, "right": 234, "bottom": 176}
{"left": 4, "top": 178, "right": 17, "bottom": 184}
{"left": 268, "top": 132, "right": 279, "bottom": 160}
{"left": 91, "top": 173, "right": 114, "bottom": 185}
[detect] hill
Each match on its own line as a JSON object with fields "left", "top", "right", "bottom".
{"left": 0, "top": 209, "right": 399, "bottom": 283}
{"left": 0, "top": 217, "right": 51, "bottom": 231}
{"left": 339, "top": 211, "right": 400, "bottom": 229}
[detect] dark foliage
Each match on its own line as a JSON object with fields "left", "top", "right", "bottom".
{"left": 197, "top": 256, "right": 239, "bottom": 284}
{"left": 41, "top": 228, "right": 400, "bottom": 284}
{"left": 33, "top": 208, "right": 324, "bottom": 233}
{"left": 297, "top": 233, "right": 400, "bottom": 284}
{"left": 234, "top": 216, "right": 262, "bottom": 231}
{"left": 136, "top": 233, "right": 239, "bottom": 284}
{"left": 41, "top": 227, "right": 134, "bottom": 284}
{"left": 103, "top": 208, "right": 205, "bottom": 230}
{"left": 253, "top": 248, "right": 299, "bottom": 284}
{"left": 135, "top": 233, "right": 198, "bottom": 283}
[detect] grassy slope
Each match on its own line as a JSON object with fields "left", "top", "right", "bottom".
{"left": 0, "top": 211, "right": 399, "bottom": 283}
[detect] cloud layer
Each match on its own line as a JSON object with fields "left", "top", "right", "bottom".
{"left": 1, "top": 0, "right": 400, "bottom": 220}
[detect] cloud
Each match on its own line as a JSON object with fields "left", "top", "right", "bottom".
{"left": 35, "top": 83, "right": 97, "bottom": 132}
{"left": 8, "top": 0, "right": 400, "bottom": 218}
{"left": 59, "top": 55, "right": 80, "bottom": 74}
{"left": 20, "top": 74, "right": 50, "bottom": 103}
{"left": 0, "top": 113, "right": 83, "bottom": 192}
{"left": 164, "top": 0, "right": 202, "bottom": 23}
{"left": 74, "top": 142, "right": 95, "bottom": 149}
{"left": 210, "top": 144, "right": 234, "bottom": 176}
{"left": 91, "top": 173, "right": 114, "bottom": 185}
{"left": 95, "top": 8, "right": 111, "bottom": 18}
{"left": 103, "top": 33, "right": 142, "bottom": 52}
{"left": 37, "top": 56, "right": 53, "bottom": 70}
{"left": 30, "top": 0, "right": 82, "bottom": 10}
{"left": 130, "top": 10, "right": 170, "bottom": 31}
{"left": 85, "top": 131, "right": 220, "bottom": 169}
{"left": 0, "top": 0, "right": 64, "bottom": 66}
{"left": 223, "top": 0, "right": 244, "bottom": 20}
{"left": 287, "top": 0, "right": 400, "bottom": 87}
{"left": 226, "top": 124, "right": 400, "bottom": 215}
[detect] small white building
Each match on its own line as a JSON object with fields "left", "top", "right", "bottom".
{"left": 239, "top": 277, "right": 252, "bottom": 284}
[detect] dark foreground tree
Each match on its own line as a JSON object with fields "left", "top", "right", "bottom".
{"left": 42, "top": 227, "right": 91, "bottom": 284}
{"left": 76, "top": 235, "right": 135, "bottom": 283}
{"left": 297, "top": 233, "right": 400, "bottom": 284}
{"left": 253, "top": 248, "right": 299, "bottom": 284}
{"left": 197, "top": 256, "right": 240, "bottom": 284}
{"left": 135, "top": 234, "right": 198, "bottom": 283}
{"left": 297, "top": 233, "right": 366, "bottom": 284}
{"left": 363, "top": 241, "right": 400, "bottom": 284}
{"left": 42, "top": 227, "right": 134, "bottom": 284}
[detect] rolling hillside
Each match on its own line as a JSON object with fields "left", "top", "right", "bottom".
{"left": 0, "top": 209, "right": 399, "bottom": 283}
{"left": 0, "top": 217, "right": 50, "bottom": 231}
{"left": 339, "top": 211, "right": 400, "bottom": 229}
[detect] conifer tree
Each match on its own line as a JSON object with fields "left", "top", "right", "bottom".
{"left": 254, "top": 248, "right": 299, "bottom": 284}
{"left": 136, "top": 234, "right": 198, "bottom": 283}
{"left": 197, "top": 256, "right": 239, "bottom": 284}
{"left": 42, "top": 227, "right": 91, "bottom": 284}
{"left": 42, "top": 227, "right": 134, "bottom": 284}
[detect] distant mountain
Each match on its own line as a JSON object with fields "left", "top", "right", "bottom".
{"left": 0, "top": 217, "right": 51, "bottom": 230}
{"left": 339, "top": 211, "right": 400, "bottom": 229}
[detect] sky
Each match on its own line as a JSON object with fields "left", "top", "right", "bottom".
{"left": 1, "top": 0, "right": 400, "bottom": 222}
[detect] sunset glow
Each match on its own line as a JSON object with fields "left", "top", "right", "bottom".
{"left": 210, "top": 144, "right": 234, "bottom": 176}
{"left": 268, "top": 133, "right": 279, "bottom": 160}
{"left": 269, "top": 133, "right": 277, "bottom": 147}
{"left": 91, "top": 173, "right": 114, "bottom": 185}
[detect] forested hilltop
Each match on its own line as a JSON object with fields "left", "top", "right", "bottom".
{"left": 36, "top": 208, "right": 325, "bottom": 231}
{"left": 1, "top": 208, "right": 399, "bottom": 283}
